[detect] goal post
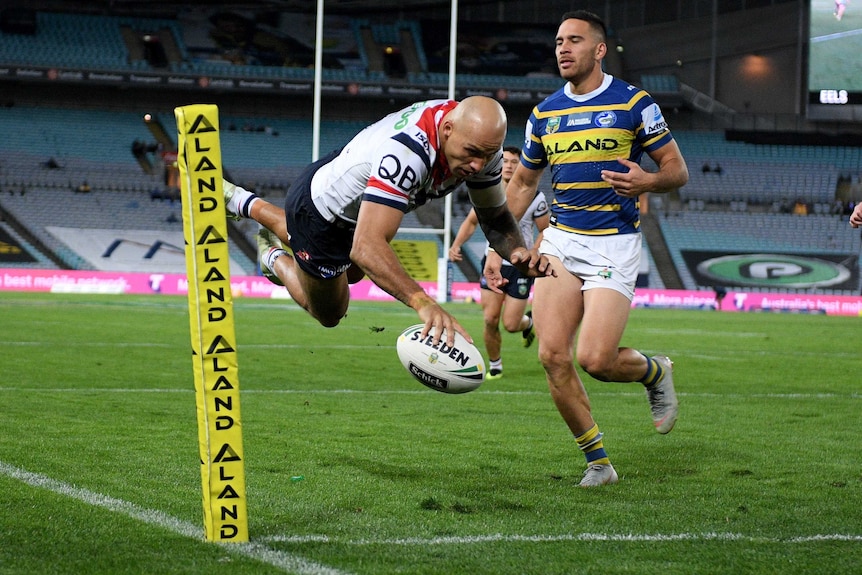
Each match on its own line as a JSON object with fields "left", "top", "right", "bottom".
{"left": 175, "top": 104, "right": 249, "bottom": 543}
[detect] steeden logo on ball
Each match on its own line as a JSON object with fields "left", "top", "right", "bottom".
{"left": 396, "top": 325, "right": 485, "bottom": 394}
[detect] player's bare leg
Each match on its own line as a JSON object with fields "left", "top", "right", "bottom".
{"left": 247, "top": 201, "right": 289, "bottom": 245}
{"left": 224, "top": 179, "right": 289, "bottom": 244}
{"left": 577, "top": 288, "right": 678, "bottom": 433}
{"left": 533, "top": 262, "right": 616, "bottom": 486}
{"left": 501, "top": 295, "right": 530, "bottom": 334}
{"left": 576, "top": 289, "right": 642, "bottom": 382}
{"left": 271, "top": 254, "right": 350, "bottom": 327}
{"left": 481, "top": 289, "right": 505, "bottom": 378}
{"left": 533, "top": 267, "right": 594, "bottom": 434}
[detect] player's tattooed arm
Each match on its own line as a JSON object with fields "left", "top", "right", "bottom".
{"left": 474, "top": 204, "right": 529, "bottom": 263}
{"left": 474, "top": 204, "right": 555, "bottom": 279}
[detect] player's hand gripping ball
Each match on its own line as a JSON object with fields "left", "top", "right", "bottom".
{"left": 396, "top": 324, "right": 485, "bottom": 394}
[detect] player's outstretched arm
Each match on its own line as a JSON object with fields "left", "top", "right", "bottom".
{"left": 473, "top": 203, "right": 554, "bottom": 279}
{"left": 351, "top": 201, "right": 470, "bottom": 347}
{"left": 448, "top": 208, "right": 479, "bottom": 262}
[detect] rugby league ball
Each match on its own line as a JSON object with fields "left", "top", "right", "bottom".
{"left": 396, "top": 324, "right": 485, "bottom": 394}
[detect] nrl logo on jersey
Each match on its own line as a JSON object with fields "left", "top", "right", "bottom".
{"left": 545, "top": 116, "right": 561, "bottom": 134}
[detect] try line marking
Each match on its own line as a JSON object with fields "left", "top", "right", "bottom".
{"left": 2, "top": 459, "right": 858, "bottom": 575}
{"left": 0, "top": 460, "right": 352, "bottom": 575}
{"left": 0, "top": 387, "right": 859, "bottom": 400}
{"left": 260, "top": 532, "right": 862, "bottom": 545}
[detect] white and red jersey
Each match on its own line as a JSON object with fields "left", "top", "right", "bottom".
{"left": 310, "top": 99, "right": 503, "bottom": 224}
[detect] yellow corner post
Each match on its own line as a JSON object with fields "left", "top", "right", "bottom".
{"left": 174, "top": 104, "right": 248, "bottom": 542}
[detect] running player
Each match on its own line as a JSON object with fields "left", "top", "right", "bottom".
{"left": 489, "top": 11, "right": 689, "bottom": 487}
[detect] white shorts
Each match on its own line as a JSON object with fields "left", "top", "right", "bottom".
{"left": 539, "top": 226, "right": 642, "bottom": 300}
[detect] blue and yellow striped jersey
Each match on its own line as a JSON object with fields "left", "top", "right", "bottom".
{"left": 521, "top": 74, "right": 675, "bottom": 236}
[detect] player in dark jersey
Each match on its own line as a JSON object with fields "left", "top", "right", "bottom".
{"left": 224, "top": 96, "right": 554, "bottom": 347}
{"left": 449, "top": 146, "right": 550, "bottom": 380}
{"left": 489, "top": 11, "right": 689, "bottom": 487}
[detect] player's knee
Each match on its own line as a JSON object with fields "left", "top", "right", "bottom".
{"left": 310, "top": 304, "right": 347, "bottom": 328}
{"left": 538, "top": 345, "right": 572, "bottom": 372}
{"left": 577, "top": 350, "right": 614, "bottom": 382}
{"left": 501, "top": 317, "right": 522, "bottom": 333}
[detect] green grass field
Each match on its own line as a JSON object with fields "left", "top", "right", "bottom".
{"left": 809, "top": 0, "right": 862, "bottom": 90}
{"left": 1, "top": 291, "right": 861, "bottom": 574}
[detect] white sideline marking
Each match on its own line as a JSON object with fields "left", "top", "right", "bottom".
{"left": 3, "top": 462, "right": 859, "bottom": 574}
{"left": 0, "top": 387, "right": 859, "bottom": 400}
{"left": 0, "top": 461, "right": 352, "bottom": 575}
{"left": 810, "top": 28, "right": 862, "bottom": 43}
{"left": 262, "top": 532, "right": 862, "bottom": 545}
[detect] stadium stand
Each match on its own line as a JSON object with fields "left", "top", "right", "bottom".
{"left": 0, "top": 8, "right": 571, "bottom": 91}
{"left": 657, "top": 210, "right": 861, "bottom": 294}
{"left": 673, "top": 131, "right": 858, "bottom": 208}
{"left": 2, "top": 4, "right": 861, "bottom": 293}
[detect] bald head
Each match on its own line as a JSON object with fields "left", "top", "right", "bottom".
{"left": 440, "top": 96, "right": 507, "bottom": 179}
{"left": 447, "top": 96, "right": 507, "bottom": 145}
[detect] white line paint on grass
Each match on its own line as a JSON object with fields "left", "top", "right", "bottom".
{"left": 0, "top": 461, "right": 352, "bottom": 575}
{"left": 3, "top": 461, "right": 859, "bottom": 574}
{"left": 1, "top": 387, "right": 860, "bottom": 401}
{"left": 261, "top": 532, "right": 862, "bottom": 546}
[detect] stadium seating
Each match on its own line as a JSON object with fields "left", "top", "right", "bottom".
{"left": 657, "top": 210, "right": 861, "bottom": 294}
{"left": 674, "top": 131, "right": 861, "bottom": 207}
{"left": 0, "top": 9, "right": 568, "bottom": 91}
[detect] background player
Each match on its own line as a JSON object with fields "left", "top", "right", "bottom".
{"left": 449, "top": 145, "right": 549, "bottom": 380}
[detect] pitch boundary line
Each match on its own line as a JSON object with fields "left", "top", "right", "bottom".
{"left": 811, "top": 28, "right": 862, "bottom": 43}
{"left": 260, "top": 532, "right": 862, "bottom": 546}
{"left": 3, "top": 340, "right": 860, "bottom": 361}
{"left": 0, "top": 461, "right": 352, "bottom": 575}
{"left": 2, "top": 462, "right": 859, "bottom": 573}
{"left": 0, "top": 387, "right": 859, "bottom": 400}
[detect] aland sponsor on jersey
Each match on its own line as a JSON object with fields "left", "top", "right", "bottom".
{"left": 544, "top": 135, "right": 624, "bottom": 158}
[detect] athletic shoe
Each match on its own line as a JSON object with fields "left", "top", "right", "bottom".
{"left": 522, "top": 310, "right": 535, "bottom": 348}
{"left": 256, "top": 228, "right": 285, "bottom": 286}
{"left": 485, "top": 368, "right": 503, "bottom": 381}
{"left": 646, "top": 355, "right": 678, "bottom": 434}
{"left": 579, "top": 463, "right": 618, "bottom": 487}
{"left": 223, "top": 179, "right": 242, "bottom": 220}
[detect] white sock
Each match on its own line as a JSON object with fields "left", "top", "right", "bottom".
{"left": 489, "top": 358, "right": 502, "bottom": 372}
{"left": 263, "top": 246, "right": 288, "bottom": 272}
{"left": 224, "top": 180, "right": 259, "bottom": 217}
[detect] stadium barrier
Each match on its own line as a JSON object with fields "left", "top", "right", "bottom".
{"left": 2, "top": 268, "right": 862, "bottom": 316}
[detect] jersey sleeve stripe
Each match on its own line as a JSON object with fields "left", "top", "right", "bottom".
{"left": 362, "top": 194, "right": 409, "bottom": 213}
{"left": 465, "top": 177, "right": 501, "bottom": 190}
{"left": 367, "top": 176, "right": 410, "bottom": 201}
{"left": 391, "top": 132, "right": 431, "bottom": 171}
